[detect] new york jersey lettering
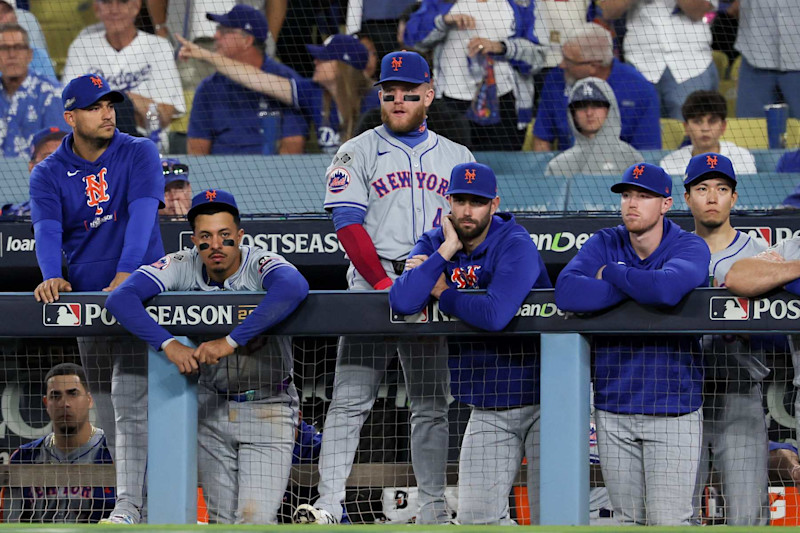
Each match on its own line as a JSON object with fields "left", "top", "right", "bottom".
{"left": 370, "top": 170, "right": 449, "bottom": 199}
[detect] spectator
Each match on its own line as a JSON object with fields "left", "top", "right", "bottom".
{"left": 185, "top": 5, "right": 306, "bottom": 155}
{"left": 0, "top": 0, "right": 55, "bottom": 79}
{"left": 533, "top": 23, "right": 660, "bottom": 152}
{"left": 159, "top": 157, "right": 191, "bottom": 217}
{"left": 536, "top": 0, "right": 590, "bottom": 70}
{"left": 0, "top": 23, "right": 67, "bottom": 158}
{"left": 404, "top": 0, "right": 545, "bottom": 151}
{"left": 146, "top": 1, "right": 282, "bottom": 43}
{"left": 555, "top": 163, "right": 710, "bottom": 525}
{"left": 345, "top": 0, "right": 418, "bottom": 59}
{"left": 2, "top": 363, "right": 115, "bottom": 523}
{"left": 601, "top": 0, "right": 718, "bottom": 120}
{"left": 769, "top": 441, "right": 800, "bottom": 485}
{"left": 29, "top": 0, "right": 98, "bottom": 77}
{"left": 546, "top": 77, "right": 642, "bottom": 176}
{"left": 733, "top": 0, "right": 800, "bottom": 119}
{"left": 660, "top": 90, "right": 756, "bottom": 175}
{"left": 178, "top": 32, "right": 378, "bottom": 155}
{"left": 63, "top": 0, "right": 185, "bottom": 145}
{"left": 105, "top": 189, "right": 309, "bottom": 524}
{"left": 358, "top": 32, "right": 378, "bottom": 83}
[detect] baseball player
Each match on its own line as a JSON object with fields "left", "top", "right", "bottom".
{"left": 390, "top": 162, "right": 551, "bottom": 524}
{"left": 683, "top": 152, "right": 770, "bottom": 525}
{"left": 29, "top": 73, "right": 164, "bottom": 524}
{"left": 293, "top": 51, "right": 474, "bottom": 525}
{"left": 105, "top": 189, "right": 309, "bottom": 524}
{"left": 725, "top": 233, "right": 800, "bottom": 482}
{"left": 554, "top": 163, "right": 710, "bottom": 525}
{"left": 2, "top": 363, "right": 115, "bottom": 523}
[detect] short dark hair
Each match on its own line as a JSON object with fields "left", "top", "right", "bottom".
{"left": 44, "top": 363, "right": 89, "bottom": 391}
{"left": 682, "top": 90, "right": 728, "bottom": 122}
{"left": 189, "top": 204, "right": 241, "bottom": 231}
{"left": 684, "top": 172, "right": 737, "bottom": 194}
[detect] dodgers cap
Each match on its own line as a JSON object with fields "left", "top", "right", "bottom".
{"left": 30, "top": 126, "right": 67, "bottom": 160}
{"left": 161, "top": 158, "right": 190, "bottom": 185}
{"left": 306, "top": 34, "right": 368, "bottom": 71}
{"left": 188, "top": 189, "right": 239, "bottom": 224}
{"left": 207, "top": 4, "right": 268, "bottom": 43}
{"left": 447, "top": 162, "right": 497, "bottom": 199}
{"left": 374, "top": 51, "right": 430, "bottom": 86}
{"left": 611, "top": 162, "right": 672, "bottom": 197}
{"left": 684, "top": 152, "right": 736, "bottom": 187}
{"left": 569, "top": 79, "right": 610, "bottom": 107}
{"left": 62, "top": 73, "right": 125, "bottom": 111}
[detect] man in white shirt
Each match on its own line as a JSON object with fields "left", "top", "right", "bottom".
{"left": 601, "top": 0, "right": 718, "bottom": 119}
{"left": 660, "top": 90, "right": 756, "bottom": 176}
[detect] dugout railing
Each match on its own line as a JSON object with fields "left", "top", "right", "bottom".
{"left": 0, "top": 288, "right": 797, "bottom": 525}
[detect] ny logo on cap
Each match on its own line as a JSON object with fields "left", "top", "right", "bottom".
{"left": 391, "top": 56, "right": 403, "bottom": 71}
{"left": 706, "top": 155, "right": 718, "bottom": 169}
{"left": 90, "top": 76, "right": 103, "bottom": 88}
{"left": 205, "top": 190, "right": 217, "bottom": 202}
{"left": 632, "top": 165, "right": 644, "bottom": 179}
{"left": 464, "top": 168, "right": 476, "bottom": 183}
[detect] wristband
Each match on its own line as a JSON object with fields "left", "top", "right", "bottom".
{"left": 225, "top": 335, "right": 239, "bottom": 348}
{"left": 160, "top": 338, "right": 175, "bottom": 351}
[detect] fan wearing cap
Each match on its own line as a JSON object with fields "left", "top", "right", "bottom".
{"left": 183, "top": 5, "right": 307, "bottom": 156}
{"left": 62, "top": 0, "right": 184, "bottom": 139}
{"left": 178, "top": 31, "right": 378, "bottom": 154}
{"left": 106, "top": 188, "right": 308, "bottom": 524}
{"left": 555, "top": 163, "right": 710, "bottom": 525}
{"left": 404, "top": 0, "right": 545, "bottom": 151}
{"left": 159, "top": 157, "right": 192, "bottom": 217}
{"left": 30, "top": 72, "right": 165, "bottom": 525}
{"left": 390, "top": 162, "right": 551, "bottom": 525}
{"left": 683, "top": 152, "right": 770, "bottom": 525}
{"left": 546, "top": 77, "right": 642, "bottom": 177}
{"left": 0, "top": 22, "right": 68, "bottom": 158}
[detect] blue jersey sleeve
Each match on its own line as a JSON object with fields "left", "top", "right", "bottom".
{"left": 280, "top": 105, "right": 309, "bottom": 139}
{"left": 292, "top": 77, "right": 320, "bottom": 116}
{"left": 554, "top": 232, "right": 627, "bottom": 312}
{"left": 601, "top": 236, "right": 709, "bottom": 306}
{"left": 388, "top": 234, "right": 440, "bottom": 315}
{"left": 403, "top": 0, "right": 451, "bottom": 48}
{"left": 128, "top": 140, "right": 164, "bottom": 203}
{"left": 29, "top": 164, "right": 61, "bottom": 225}
{"left": 117, "top": 197, "right": 160, "bottom": 273}
{"left": 105, "top": 270, "right": 172, "bottom": 351}
{"left": 438, "top": 235, "right": 544, "bottom": 331}
{"left": 784, "top": 277, "right": 800, "bottom": 295}
{"left": 33, "top": 219, "right": 63, "bottom": 280}
{"left": 229, "top": 266, "right": 309, "bottom": 346}
{"left": 331, "top": 206, "right": 366, "bottom": 231}
{"left": 187, "top": 80, "right": 213, "bottom": 140}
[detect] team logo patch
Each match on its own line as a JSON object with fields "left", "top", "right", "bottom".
{"left": 632, "top": 165, "right": 644, "bottom": 179}
{"left": 83, "top": 167, "right": 110, "bottom": 216}
{"left": 464, "top": 168, "right": 476, "bottom": 183}
{"left": 709, "top": 296, "right": 750, "bottom": 321}
{"left": 327, "top": 167, "right": 351, "bottom": 194}
{"left": 706, "top": 155, "right": 718, "bottom": 169}
{"left": 391, "top": 56, "right": 403, "bottom": 71}
{"left": 258, "top": 255, "right": 274, "bottom": 274}
{"left": 64, "top": 97, "right": 76, "bottom": 110}
{"left": 43, "top": 303, "right": 81, "bottom": 326}
{"left": 331, "top": 152, "right": 353, "bottom": 167}
{"left": 205, "top": 189, "right": 218, "bottom": 201}
{"left": 450, "top": 265, "right": 481, "bottom": 289}
{"left": 90, "top": 76, "right": 103, "bottom": 88}
{"left": 150, "top": 256, "right": 171, "bottom": 270}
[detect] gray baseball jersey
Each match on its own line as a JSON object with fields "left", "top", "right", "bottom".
{"left": 769, "top": 235, "right": 800, "bottom": 260}
{"left": 323, "top": 124, "right": 474, "bottom": 261}
{"left": 710, "top": 231, "right": 767, "bottom": 288}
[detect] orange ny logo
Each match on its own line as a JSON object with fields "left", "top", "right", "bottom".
{"left": 84, "top": 168, "right": 110, "bottom": 215}
{"left": 90, "top": 76, "right": 103, "bottom": 88}
{"left": 632, "top": 165, "right": 644, "bottom": 179}
{"left": 706, "top": 155, "right": 718, "bottom": 168}
{"left": 464, "top": 169, "right": 476, "bottom": 183}
{"left": 205, "top": 189, "right": 217, "bottom": 202}
{"left": 391, "top": 56, "right": 403, "bottom": 71}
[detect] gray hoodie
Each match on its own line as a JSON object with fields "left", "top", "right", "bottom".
{"left": 545, "top": 77, "right": 643, "bottom": 177}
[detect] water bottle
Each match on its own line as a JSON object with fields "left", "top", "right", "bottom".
{"left": 467, "top": 53, "right": 485, "bottom": 85}
{"left": 146, "top": 102, "right": 162, "bottom": 148}
{"left": 259, "top": 99, "right": 281, "bottom": 155}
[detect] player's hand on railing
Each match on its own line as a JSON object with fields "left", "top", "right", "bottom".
{"left": 103, "top": 272, "right": 131, "bottom": 292}
{"left": 164, "top": 341, "right": 199, "bottom": 375}
{"left": 193, "top": 337, "right": 235, "bottom": 365}
{"left": 405, "top": 254, "right": 429, "bottom": 270}
{"left": 34, "top": 277, "right": 72, "bottom": 303}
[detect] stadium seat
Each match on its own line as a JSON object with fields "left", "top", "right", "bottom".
{"left": 719, "top": 78, "right": 738, "bottom": 118}
{"left": 713, "top": 51, "right": 729, "bottom": 80}
{"left": 730, "top": 55, "right": 742, "bottom": 81}
{"left": 722, "top": 118, "right": 800, "bottom": 150}
{"left": 661, "top": 119, "right": 686, "bottom": 150}
{"left": 522, "top": 120, "right": 535, "bottom": 151}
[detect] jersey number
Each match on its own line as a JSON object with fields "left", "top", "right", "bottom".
{"left": 432, "top": 208, "right": 443, "bottom": 228}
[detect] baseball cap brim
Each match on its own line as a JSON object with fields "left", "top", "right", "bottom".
{"left": 373, "top": 75, "right": 428, "bottom": 87}
{"left": 446, "top": 188, "right": 495, "bottom": 199}
{"left": 306, "top": 43, "right": 335, "bottom": 61}
{"left": 77, "top": 89, "right": 125, "bottom": 111}
{"left": 610, "top": 182, "right": 667, "bottom": 196}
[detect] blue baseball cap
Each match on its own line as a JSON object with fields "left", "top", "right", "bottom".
{"left": 161, "top": 158, "right": 190, "bottom": 185}
{"left": 569, "top": 79, "right": 610, "bottom": 107}
{"left": 307, "top": 34, "right": 368, "bottom": 71}
{"left": 684, "top": 152, "right": 736, "bottom": 187}
{"left": 62, "top": 73, "right": 125, "bottom": 111}
{"left": 374, "top": 51, "right": 431, "bottom": 86}
{"left": 29, "top": 126, "right": 67, "bottom": 160}
{"left": 188, "top": 189, "right": 239, "bottom": 224}
{"left": 447, "top": 162, "right": 497, "bottom": 199}
{"left": 207, "top": 4, "right": 268, "bottom": 43}
{"left": 611, "top": 162, "right": 672, "bottom": 197}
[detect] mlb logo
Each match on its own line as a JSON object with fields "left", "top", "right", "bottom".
{"left": 709, "top": 296, "right": 749, "bottom": 321}
{"left": 43, "top": 303, "right": 82, "bottom": 326}
{"left": 736, "top": 226, "right": 772, "bottom": 246}
{"left": 390, "top": 307, "right": 429, "bottom": 324}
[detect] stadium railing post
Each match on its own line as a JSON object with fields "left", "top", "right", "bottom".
{"left": 540, "top": 333, "right": 590, "bottom": 525}
{"left": 147, "top": 336, "right": 198, "bottom": 524}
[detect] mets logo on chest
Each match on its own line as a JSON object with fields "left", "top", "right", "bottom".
{"left": 450, "top": 265, "right": 481, "bottom": 289}
{"left": 83, "top": 167, "right": 110, "bottom": 215}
